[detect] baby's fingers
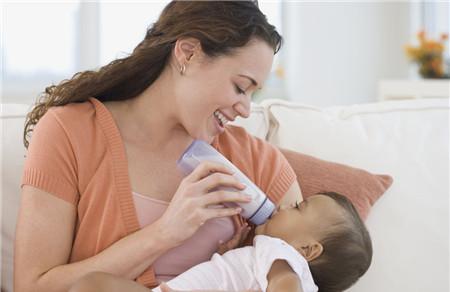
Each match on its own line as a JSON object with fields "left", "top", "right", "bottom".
{"left": 234, "top": 223, "right": 251, "bottom": 246}
{"left": 158, "top": 282, "right": 183, "bottom": 292}
{"left": 217, "top": 242, "right": 229, "bottom": 255}
{"left": 159, "top": 282, "right": 172, "bottom": 292}
{"left": 239, "top": 224, "right": 252, "bottom": 243}
{"left": 217, "top": 224, "right": 251, "bottom": 255}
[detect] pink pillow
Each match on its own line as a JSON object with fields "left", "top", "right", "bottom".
{"left": 280, "top": 148, "right": 393, "bottom": 220}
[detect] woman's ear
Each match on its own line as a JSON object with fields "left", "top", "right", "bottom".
{"left": 296, "top": 241, "right": 323, "bottom": 262}
{"left": 173, "top": 37, "right": 200, "bottom": 65}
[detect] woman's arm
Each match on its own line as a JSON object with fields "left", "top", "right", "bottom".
{"left": 15, "top": 161, "right": 249, "bottom": 292}
{"left": 266, "top": 260, "right": 303, "bottom": 292}
{"left": 66, "top": 272, "right": 260, "bottom": 292}
{"left": 14, "top": 186, "right": 173, "bottom": 292}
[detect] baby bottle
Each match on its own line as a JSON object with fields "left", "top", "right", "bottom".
{"left": 177, "top": 139, "right": 275, "bottom": 225}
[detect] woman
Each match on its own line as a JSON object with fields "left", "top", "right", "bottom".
{"left": 14, "top": 1, "right": 302, "bottom": 291}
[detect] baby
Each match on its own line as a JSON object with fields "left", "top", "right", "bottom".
{"left": 154, "top": 191, "right": 373, "bottom": 292}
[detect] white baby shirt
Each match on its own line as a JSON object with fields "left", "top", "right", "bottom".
{"left": 153, "top": 235, "right": 318, "bottom": 292}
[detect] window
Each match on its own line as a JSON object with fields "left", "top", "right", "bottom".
{"left": 99, "top": 2, "right": 169, "bottom": 66}
{"left": 2, "top": 1, "right": 284, "bottom": 104}
{"left": 422, "top": 2, "right": 449, "bottom": 57}
{"left": 2, "top": 2, "right": 80, "bottom": 103}
{"left": 254, "top": 0, "right": 285, "bottom": 101}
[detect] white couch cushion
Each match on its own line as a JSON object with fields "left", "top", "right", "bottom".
{"left": 264, "top": 98, "right": 449, "bottom": 292}
{"left": 1, "top": 103, "right": 32, "bottom": 292}
{"left": 230, "top": 102, "right": 269, "bottom": 139}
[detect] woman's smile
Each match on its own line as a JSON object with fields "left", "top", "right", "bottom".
{"left": 212, "top": 110, "right": 230, "bottom": 134}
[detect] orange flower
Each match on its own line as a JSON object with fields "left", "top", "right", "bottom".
{"left": 405, "top": 29, "right": 448, "bottom": 78}
{"left": 418, "top": 30, "right": 425, "bottom": 40}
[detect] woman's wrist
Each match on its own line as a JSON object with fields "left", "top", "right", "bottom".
{"left": 144, "top": 219, "right": 180, "bottom": 251}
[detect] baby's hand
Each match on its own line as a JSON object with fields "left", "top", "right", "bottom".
{"left": 159, "top": 282, "right": 180, "bottom": 292}
{"left": 216, "top": 223, "right": 251, "bottom": 255}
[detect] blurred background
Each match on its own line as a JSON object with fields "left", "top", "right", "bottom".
{"left": 1, "top": 0, "right": 449, "bottom": 107}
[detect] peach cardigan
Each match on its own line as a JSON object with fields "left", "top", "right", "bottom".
{"left": 21, "top": 97, "right": 296, "bottom": 288}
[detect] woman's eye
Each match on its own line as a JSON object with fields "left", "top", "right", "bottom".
{"left": 234, "top": 85, "right": 246, "bottom": 95}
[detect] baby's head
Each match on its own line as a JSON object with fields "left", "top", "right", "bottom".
{"left": 255, "top": 191, "right": 372, "bottom": 291}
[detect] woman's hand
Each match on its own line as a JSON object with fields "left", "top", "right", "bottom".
{"left": 216, "top": 222, "right": 251, "bottom": 255}
{"left": 159, "top": 282, "right": 261, "bottom": 292}
{"left": 154, "top": 161, "right": 252, "bottom": 248}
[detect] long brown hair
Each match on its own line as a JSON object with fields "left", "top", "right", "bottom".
{"left": 23, "top": 0, "right": 282, "bottom": 148}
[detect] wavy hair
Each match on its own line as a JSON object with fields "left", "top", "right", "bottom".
{"left": 23, "top": 0, "right": 282, "bottom": 148}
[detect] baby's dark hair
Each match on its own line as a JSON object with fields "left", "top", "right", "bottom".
{"left": 309, "top": 192, "right": 373, "bottom": 292}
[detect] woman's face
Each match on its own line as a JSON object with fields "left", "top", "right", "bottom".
{"left": 174, "top": 39, "right": 274, "bottom": 143}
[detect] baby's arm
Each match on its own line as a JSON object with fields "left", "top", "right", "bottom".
{"left": 157, "top": 283, "right": 260, "bottom": 292}
{"left": 266, "top": 260, "right": 303, "bottom": 292}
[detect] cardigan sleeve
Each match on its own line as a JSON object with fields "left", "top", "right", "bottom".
{"left": 21, "top": 108, "right": 79, "bottom": 205}
{"left": 214, "top": 125, "right": 297, "bottom": 205}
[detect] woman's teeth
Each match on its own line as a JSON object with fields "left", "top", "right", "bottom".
{"left": 214, "top": 110, "right": 229, "bottom": 127}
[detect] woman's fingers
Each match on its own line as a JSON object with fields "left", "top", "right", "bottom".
{"left": 195, "top": 172, "right": 246, "bottom": 193}
{"left": 185, "top": 161, "right": 234, "bottom": 183}
{"left": 202, "top": 205, "right": 243, "bottom": 221}
{"left": 201, "top": 190, "right": 251, "bottom": 206}
{"left": 158, "top": 161, "right": 251, "bottom": 246}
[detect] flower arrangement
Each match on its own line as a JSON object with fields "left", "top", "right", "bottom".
{"left": 404, "top": 30, "right": 449, "bottom": 78}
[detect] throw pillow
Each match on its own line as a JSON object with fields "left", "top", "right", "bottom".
{"left": 280, "top": 148, "right": 393, "bottom": 220}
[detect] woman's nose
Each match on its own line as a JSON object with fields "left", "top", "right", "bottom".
{"left": 233, "top": 101, "right": 250, "bottom": 118}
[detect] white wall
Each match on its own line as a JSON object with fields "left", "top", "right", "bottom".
{"left": 282, "top": 2, "right": 412, "bottom": 106}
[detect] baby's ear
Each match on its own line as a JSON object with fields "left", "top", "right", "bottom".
{"left": 296, "top": 241, "right": 323, "bottom": 262}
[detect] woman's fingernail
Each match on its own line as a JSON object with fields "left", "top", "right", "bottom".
{"left": 235, "top": 208, "right": 242, "bottom": 213}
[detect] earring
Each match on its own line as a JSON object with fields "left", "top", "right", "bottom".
{"left": 180, "top": 63, "right": 186, "bottom": 75}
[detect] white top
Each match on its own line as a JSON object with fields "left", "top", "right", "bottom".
{"left": 153, "top": 235, "right": 318, "bottom": 292}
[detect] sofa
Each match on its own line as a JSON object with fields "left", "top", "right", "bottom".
{"left": 1, "top": 97, "right": 448, "bottom": 292}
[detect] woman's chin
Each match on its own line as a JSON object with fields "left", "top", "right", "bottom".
{"left": 190, "top": 130, "right": 215, "bottom": 145}
{"left": 197, "top": 125, "right": 219, "bottom": 144}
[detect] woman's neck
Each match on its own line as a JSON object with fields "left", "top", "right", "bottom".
{"left": 105, "top": 77, "right": 192, "bottom": 154}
